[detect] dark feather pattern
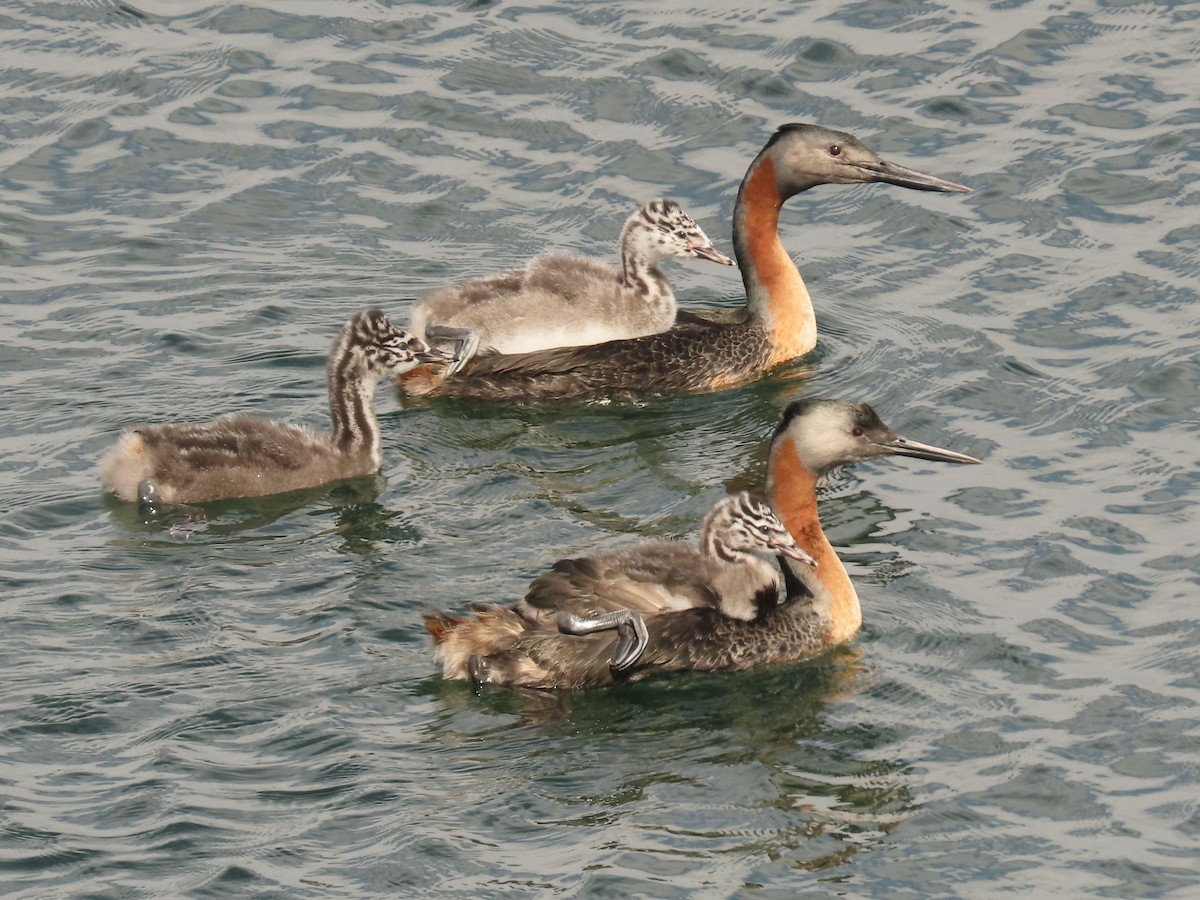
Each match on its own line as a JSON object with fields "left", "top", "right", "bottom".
{"left": 429, "top": 317, "right": 773, "bottom": 403}
{"left": 426, "top": 492, "right": 807, "bottom": 688}
{"left": 100, "top": 310, "right": 439, "bottom": 503}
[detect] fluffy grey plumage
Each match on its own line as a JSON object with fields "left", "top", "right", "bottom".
{"left": 426, "top": 492, "right": 815, "bottom": 688}
{"left": 409, "top": 198, "right": 732, "bottom": 361}
{"left": 100, "top": 310, "right": 445, "bottom": 504}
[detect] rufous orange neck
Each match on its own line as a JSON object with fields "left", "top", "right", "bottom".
{"left": 734, "top": 157, "right": 817, "bottom": 364}
{"left": 767, "top": 436, "right": 861, "bottom": 644}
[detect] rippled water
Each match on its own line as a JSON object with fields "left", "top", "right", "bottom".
{"left": 3, "top": 0, "right": 1198, "bottom": 896}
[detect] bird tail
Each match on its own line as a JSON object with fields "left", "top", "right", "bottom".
{"left": 424, "top": 605, "right": 529, "bottom": 680}
{"left": 423, "top": 611, "right": 466, "bottom": 645}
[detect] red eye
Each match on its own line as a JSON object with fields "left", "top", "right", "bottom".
{"left": 851, "top": 427, "right": 863, "bottom": 437}
{"left": 829, "top": 145, "right": 842, "bottom": 156}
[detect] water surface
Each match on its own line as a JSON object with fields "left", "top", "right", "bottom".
{"left": 2, "top": 0, "right": 1198, "bottom": 896}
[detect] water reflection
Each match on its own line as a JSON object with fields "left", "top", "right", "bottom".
{"left": 100, "top": 473, "right": 421, "bottom": 554}
{"left": 6, "top": 0, "right": 1198, "bottom": 894}
{"left": 418, "top": 643, "right": 914, "bottom": 873}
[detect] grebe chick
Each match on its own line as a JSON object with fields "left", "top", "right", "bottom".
{"left": 414, "top": 124, "right": 970, "bottom": 403}
{"left": 424, "top": 400, "right": 980, "bottom": 690}
{"left": 407, "top": 198, "right": 733, "bottom": 376}
{"left": 100, "top": 310, "right": 449, "bottom": 505}
{"left": 520, "top": 491, "right": 815, "bottom": 672}
{"left": 425, "top": 491, "right": 816, "bottom": 688}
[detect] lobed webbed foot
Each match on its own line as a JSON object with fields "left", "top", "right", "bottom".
{"left": 424, "top": 324, "right": 480, "bottom": 377}
{"left": 137, "top": 479, "right": 164, "bottom": 515}
{"left": 468, "top": 653, "right": 493, "bottom": 686}
{"left": 557, "top": 609, "right": 649, "bottom": 672}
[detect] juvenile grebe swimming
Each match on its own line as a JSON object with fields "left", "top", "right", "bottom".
{"left": 408, "top": 198, "right": 732, "bottom": 375}
{"left": 101, "top": 310, "right": 449, "bottom": 505}
{"left": 424, "top": 400, "right": 980, "bottom": 689}
{"left": 407, "top": 124, "right": 969, "bottom": 403}
{"left": 426, "top": 491, "right": 816, "bottom": 687}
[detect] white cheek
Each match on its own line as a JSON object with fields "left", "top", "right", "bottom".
{"left": 791, "top": 406, "right": 859, "bottom": 472}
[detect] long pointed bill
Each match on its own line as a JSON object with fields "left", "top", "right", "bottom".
{"left": 688, "top": 241, "right": 735, "bottom": 266}
{"left": 875, "top": 435, "right": 982, "bottom": 465}
{"left": 854, "top": 158, "right": 971, "bottom": 193}
{"left": 773, "top": 540, "right": 818, "bottom": 568}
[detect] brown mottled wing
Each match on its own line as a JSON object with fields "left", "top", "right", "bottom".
{"left": 634, "top": 598, "right": 829, "bottom": 676}
{"left": 675, "top": 308, "right": 746, "bottom": 326}
{"left": 433, "top": 318, "right": 771, "bottom": 403}
{"left": 626, "top": 607, "right": 722, "bottom": 675}
{"left": 511, "top": 629, "right": 625, "bottom": 689}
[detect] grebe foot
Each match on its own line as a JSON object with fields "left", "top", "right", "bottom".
{"left": 424, "top": 324, "right": 480, "bottom": 377}
{"left": 166, "top": 509, "right": 208, "bottom": 540}
{"left": 468, "top": 653, "right": 493, "bottom": 686}
{"left": 137, "top": 479, "right": 164, "bottom": 514}
{"left": 557, "top": 610, "right": 649, "bottom": 672}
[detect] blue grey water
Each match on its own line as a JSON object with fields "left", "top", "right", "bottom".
{"left": 1, "top": 0, "right": 1196, "bottom": 896}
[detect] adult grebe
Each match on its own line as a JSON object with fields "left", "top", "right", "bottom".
{"left": 101, "top": 310, "right": 449, "bottom": 505}
{"left": 407, "top": 124, "right": 969, "bottom": 403}
{"left": 426, "top": 491, "right": 816, "bottom": 687}
{"left": 424, "top": 399, "right": 980, "bottom": 689}
{"left": 407, "top": 198, "right": 732, "bottom": 375}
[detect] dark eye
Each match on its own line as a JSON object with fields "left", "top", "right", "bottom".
{"left": 829, "top": 144, "right": 842, "bottom": 156}
{"left": 851, "top": 426, "right": 863, "bottom": 437}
